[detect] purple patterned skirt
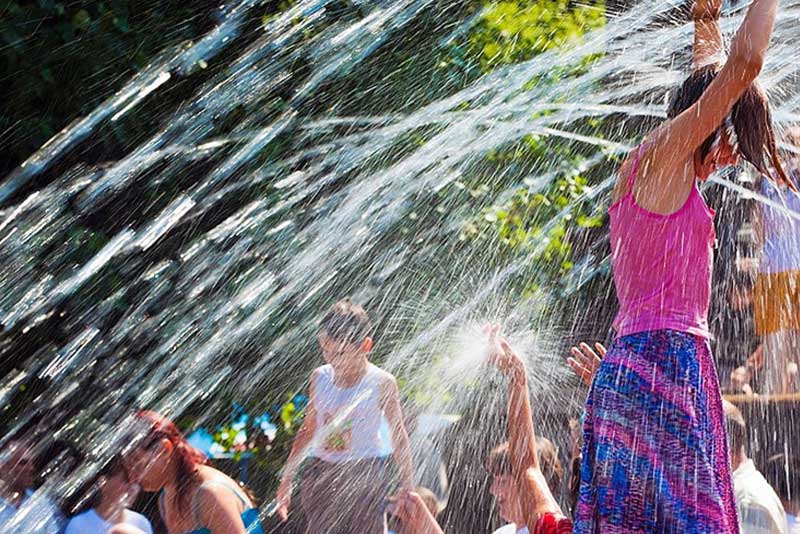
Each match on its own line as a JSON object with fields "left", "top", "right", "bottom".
{"left": 574, "top": 330, "right": 739, "bottom": 533}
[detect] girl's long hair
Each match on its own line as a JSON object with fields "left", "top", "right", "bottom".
{"left": 135, "top": 410, "right": 206, "bottom": 514}
{"left": 667, "top": 64, "right": 791, "bottom": 187}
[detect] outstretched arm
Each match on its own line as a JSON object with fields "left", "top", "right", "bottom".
{"left": 382, "top": 376, "right": 414, "bottom": 489}
{"left": 276, "top": 371, "right": 319, "bottom": 522}
{"left": 635, "top": 0, "right": 779, "bottom": 212}
{"left": 488, "top": 327, "right": 562, "bottom": 528}
{"left": 692, "top": 0, "right": 724, "bottom": 71}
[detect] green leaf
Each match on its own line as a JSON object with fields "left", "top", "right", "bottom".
{"left": 72, "top": 9, "right": 91, "bottom": 31}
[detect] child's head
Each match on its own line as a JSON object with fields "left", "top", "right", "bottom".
{"left": 727, "top": 270, "right": 754, "bottom": 311}
{"left": 668, "top": 64, "right": 789, "bottom": 184}
{"left": 318, "top": 299, "right": 373, "bottom": 369}
{"left": 486, "top": 438, "right": 563, "bottom": 523}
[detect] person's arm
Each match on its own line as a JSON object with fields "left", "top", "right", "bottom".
{"left": 195, "top": 485, "right": 248, "bottom": 534}
{"left": 381, "top": 375, "right": 414, "bottom": 489}
{"left": 635, "top": 0, "right": 779, "bottom": 213}
{"left": 692, "top": 0, "right": 724, "bottom": 71}
{"left": 488, "top": 327, "right": 562, "bottom": 528}
{"left": 275, "top": 371, "right": 319, "bottom": 522}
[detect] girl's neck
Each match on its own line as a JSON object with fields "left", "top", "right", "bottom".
{"left": 161, "top": 459, "right": 184, "bottom": 501}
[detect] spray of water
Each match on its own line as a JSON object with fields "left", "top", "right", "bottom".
{"left": 1, "top": 0, "right": 800, "bottom": 530}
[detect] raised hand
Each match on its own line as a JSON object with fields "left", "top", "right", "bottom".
{"left": 485, "top": 324, "right": 525, "bottom": 380}
{"left": 567, "top": 342, "right": 606, "bottom": 387}
{"left": 692, "top": 0, "right": 722, "bottom": 20}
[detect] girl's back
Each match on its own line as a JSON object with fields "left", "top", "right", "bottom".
{"left": 609, "top": 147, "right": 716, "bottom": 338}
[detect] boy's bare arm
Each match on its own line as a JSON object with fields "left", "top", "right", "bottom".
{"left": 276, "top": 370, "right": 319, "bottom": 521}
{"left": 381, "top": 375, "right": 414, "bottom": 488}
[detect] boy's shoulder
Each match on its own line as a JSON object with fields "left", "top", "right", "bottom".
{"left": 312, "top": 364, "right": 333, "bottom": 376}
{"left": 367, "top": 363, "right": 397, "bottom": 385}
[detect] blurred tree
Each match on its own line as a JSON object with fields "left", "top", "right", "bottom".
{"left": 0, "top": 0, "right": 213, "bottom": 176}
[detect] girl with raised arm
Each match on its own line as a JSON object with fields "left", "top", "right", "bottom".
{"left": 576, "top": 0, "right": 790, "bottom": 531}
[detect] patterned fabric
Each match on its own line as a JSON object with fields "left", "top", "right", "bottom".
{"left": 575, "top": 330, "right": 739, "bottom": 534}
{"left": 533, "top": 512, "right": 573, "bottom": 534}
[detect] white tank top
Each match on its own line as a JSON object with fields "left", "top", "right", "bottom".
{"left": 311, "top": 363, "right": 391, "bottom": 462}
{"left": 759, "top": 178, "right": 800, "bottom": 274}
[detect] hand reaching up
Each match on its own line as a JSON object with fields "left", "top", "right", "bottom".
{"left": 691, "top": 0, "right": 722, "bottom": 20}
{"left": 567, "top": 342, "right": 606, "bottom": 387}
{"left": 485, "top": 324, "right": 525, "bottom": 381}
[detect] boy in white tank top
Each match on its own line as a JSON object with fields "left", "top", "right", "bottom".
{"left": 275, "top": 299, "right": 413, "bottom": 534}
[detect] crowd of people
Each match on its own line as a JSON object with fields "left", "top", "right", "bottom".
{"left": 1, "top": 0, "right": 800, "bottom": 532}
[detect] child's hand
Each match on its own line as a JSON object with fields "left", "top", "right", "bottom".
{"left": 485, "top": 324, "right": 525, "bottom": 379}
{"left": 568, "top": 342, "right": 606, "bottom": 387}
{"left": 691, "top": 0, "right": 722, "bottom": 20}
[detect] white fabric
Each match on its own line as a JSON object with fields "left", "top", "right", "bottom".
{"left": 0, "top": 488, "right": 64, "bottom": 533}
{"left": 758, "top": 179, "right": 800, "bottom": 274}
{"left": 311, "top": 363, "right": 392, "bottom": 462}
{"left": 733, "top": 459, "right": 788, "bottom": 534}
{"left": 491, "top": 525, "right": 529, "bottom": 534}
{"left": 65, "top": 508, "right": 153, "bottom": 534}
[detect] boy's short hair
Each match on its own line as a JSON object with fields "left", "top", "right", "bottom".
{"left": 320, "top": 299, "right": 372, "bottom": 343}
{"left": 486, "top": 438, "right": 563, "bottom": 496}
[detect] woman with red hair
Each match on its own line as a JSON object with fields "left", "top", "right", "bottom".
{"left": 122, "top": 411, "right": 263, "bottom": 534}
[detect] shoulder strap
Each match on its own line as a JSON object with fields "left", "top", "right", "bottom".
{"left": 192, "top": 480, "right": 250, "bottom": 527}
{"left": 625, "top": 143, "right": 648, "bottom": 194}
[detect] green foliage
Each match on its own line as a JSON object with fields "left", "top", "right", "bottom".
{"left": 447, "top": 1, "right": 608, "bottom": 297}
{"left": 461, "top": 134, "right": 603, "bottom": 280}
{"left": 469, "top": 0, "right": 605, "bottom": 71}
{"left": 0, "top": 1, "right": 205, "bottom": 176}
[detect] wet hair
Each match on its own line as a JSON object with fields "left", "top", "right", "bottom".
{"left": 764, "top": 454, "right": 800, "bottom": 504}
{"left": 319, "top": 299, "right": 373, "bottom": 344}
{"left": 485, "top": 438, "right": 564, "bottom": 497}
{"left": 134, "top": 410, "right": 206, "bottom": 514}
{"left": 722, "top": 400, "right": 747, "bottom": 455}
{"left": 667, "top": 64, "right": 790, "bottom": 185}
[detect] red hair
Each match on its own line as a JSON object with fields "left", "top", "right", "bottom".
{"left": 135, "top": 410, "right": 206, "bottom": 513}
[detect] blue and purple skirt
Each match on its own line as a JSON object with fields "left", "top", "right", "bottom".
{"left": 574, "top": 330, "right": 739, "bottom": 533}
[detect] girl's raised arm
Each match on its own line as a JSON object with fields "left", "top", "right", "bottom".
{"left": 636, "top": 0, "right": 779, "bottom": 209}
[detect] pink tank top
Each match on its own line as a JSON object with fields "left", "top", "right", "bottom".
{"left": 609, "top": 145, "right": 716, "bottom": 338}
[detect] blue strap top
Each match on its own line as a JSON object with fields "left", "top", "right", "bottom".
{"left": 159, "top": 480, "right": 264, "bottom": 534}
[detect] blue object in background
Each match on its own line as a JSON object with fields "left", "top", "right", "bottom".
{"left": 187, "top": 428, "right": 216, "bottom": 457}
